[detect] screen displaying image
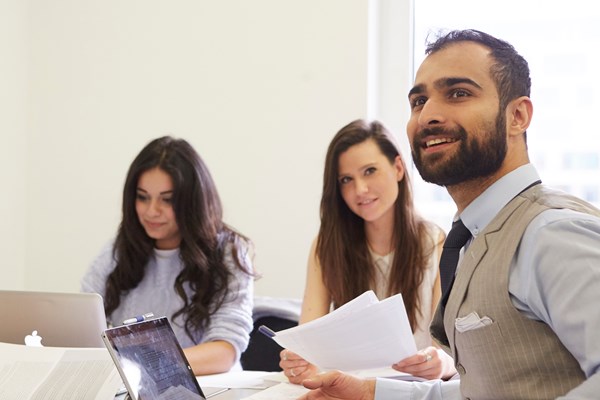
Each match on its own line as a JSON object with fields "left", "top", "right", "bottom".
{"left": 103, "top": 317, "right": 205, "bottom": 400}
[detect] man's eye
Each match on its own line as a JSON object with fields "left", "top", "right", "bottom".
{"left": 450, "top": 89, "right": 469, "bottom": 98}
{"left": 410, "top": 96, "right": 426, "bottom": 109}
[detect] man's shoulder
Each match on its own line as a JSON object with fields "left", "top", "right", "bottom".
{"left": 525, "top": 185, "right": 600, "bottom": 217}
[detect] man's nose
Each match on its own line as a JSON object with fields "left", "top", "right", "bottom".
{"left": 418, "top": 98, "right": 447, "bottom": 128}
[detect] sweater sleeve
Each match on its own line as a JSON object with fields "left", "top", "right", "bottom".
{"left": 201, "top": 240, "right": 254, "bottom": 361}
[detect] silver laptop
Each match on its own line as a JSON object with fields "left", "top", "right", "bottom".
{"left": 0, "top": 290, "right": 107, "bottom": 348}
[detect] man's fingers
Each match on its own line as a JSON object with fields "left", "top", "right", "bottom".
{"left": 302, "top": 377, "right": 323, "bottom": 390}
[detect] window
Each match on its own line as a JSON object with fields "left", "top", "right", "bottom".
{"left": 563, "top": 153, "right": 599, "bottom": 170}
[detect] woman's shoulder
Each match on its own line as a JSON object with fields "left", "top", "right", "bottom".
{"left": 90, "top": 239, "right": 118, "bottom": 272}
{"left": 81, "top": 239, "right": 117, "bottom": 293}
{"left": 421, "top": 220, "right": 446, "bottom": 244}
{"left": 221, "top": 230, "right": 254, "bottom": 272}
{"left": 222, "top": 230, "right": 252, "bottom": 255}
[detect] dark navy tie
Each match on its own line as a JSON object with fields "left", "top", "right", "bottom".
{"left": 439, "top": 219, "right": 472, "bottom": 310}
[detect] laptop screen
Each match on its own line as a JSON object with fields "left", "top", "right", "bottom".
{"left": 0, "top": 290, "right": 107, "bottom": 348}
{"left": 102, "top": 317, "right": 206, "bottom": 400}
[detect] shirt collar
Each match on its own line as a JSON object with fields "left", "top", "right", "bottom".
{"left": 459, "top": 164, "right": 541, "bottom": 237}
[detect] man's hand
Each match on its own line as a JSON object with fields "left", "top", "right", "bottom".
{"left": 298, "top": 370, "right": 375, "bottom": 400}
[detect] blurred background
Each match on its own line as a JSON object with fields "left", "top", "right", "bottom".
{"left": 1, "top": 0, "right": 598, "bottom": 299}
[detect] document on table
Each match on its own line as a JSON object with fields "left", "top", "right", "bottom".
{"left": 241, "top": 382, "right": 309, "bottom": 400}
{"left": 0, "top": 342, "right": 123, "bottom": 400}
{"left": 269, "top": 290, "right": 417, "bottom": 372}
{"left": 197, "top": 370, "right": 275, "bottom": 389}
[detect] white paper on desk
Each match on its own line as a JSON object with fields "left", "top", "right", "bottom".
{"left": 0, "top": 342, "right": 122, "bottom": 400}
{"left": 271, "top": 290, "right": 417, "bottom": 371}
{"left": 241, "top": 382, "right": 309, "bottom": 400}
{"left": 350, "top": 366, "right": 426, "bottom": 381}
{"left": 197, "top": 370, "right": 272, "bottom": 389}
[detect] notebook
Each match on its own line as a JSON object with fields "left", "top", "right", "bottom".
{"left": 0, "top": 290, "right": 107, "bottom": 348}
{"left": 102, "top": 316, "right": 227, "bottom": 400}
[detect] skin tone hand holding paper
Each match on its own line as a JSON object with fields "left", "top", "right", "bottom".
{"left": 81, "top": 136, "right": 256, "bottom": 376}
{"left": 297, "top": 29, "right": 600, "bottom": 400}
{"left": 279, "top": 119, "right": 457, "bottom": 383}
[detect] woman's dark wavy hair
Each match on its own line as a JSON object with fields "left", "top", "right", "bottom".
{"left": 425, "top": 29, "right": 531, "bottom": 141}
{"left": 104, "top": 136, "right": 253, "bottom": 340}
{"left": 317, "top": 119, "right": 442, "bottom": 331}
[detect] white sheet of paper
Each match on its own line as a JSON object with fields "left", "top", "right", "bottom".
{"left": 196, "top": 370, "right": 273, "bottom": 389}
{"left": 271, "top": 291, "right": 417, "bottom": 371}
{"left": 0, "top": 342, "right": 122, "bottom": 400}
{"left": 240, "top": 382, "right": 309, "bottom": 400}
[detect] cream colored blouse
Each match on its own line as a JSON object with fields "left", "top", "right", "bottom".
{"left": 369, "top": 224, "right": 442, "bottom": 350}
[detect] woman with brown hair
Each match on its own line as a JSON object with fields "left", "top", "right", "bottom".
{"left": 280, "top": 119, "right": 455, "bottom": 382}
{"left": 81, "top": 136, "right": 254, "bottom": 376}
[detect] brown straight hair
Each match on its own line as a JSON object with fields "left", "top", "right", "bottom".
{"left": 317, "top": 120, "right": 442, "bottom": 330}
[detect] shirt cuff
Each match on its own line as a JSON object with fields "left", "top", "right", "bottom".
{"left": 374, "top": 377, "right": 414, "bottom": 399}
{"left": 374, "top": 377, "right": 461, "bottom": 400}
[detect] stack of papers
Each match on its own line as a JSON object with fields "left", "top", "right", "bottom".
{"left": 270, "top": 290, "right": 417, "bottom": 372}
{"left": 0, "top": 342, "right": 122, "bottom": 400}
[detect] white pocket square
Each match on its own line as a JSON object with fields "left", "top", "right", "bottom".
{"left": 455, "top": 311, "right": 493, "bottom": 333}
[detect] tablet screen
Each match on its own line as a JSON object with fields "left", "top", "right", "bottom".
{"left": 102, "top": 317, "right": 205, "bottom": 400}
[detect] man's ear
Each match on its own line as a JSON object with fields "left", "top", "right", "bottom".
{"left": 507, "top": 96, "right": 533, "bottom": 138}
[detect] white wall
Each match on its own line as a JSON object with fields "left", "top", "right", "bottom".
{"left": 0, "top": 0, "right": 28, "bottom": 289}
{"left": 2, "top": 0, "right": 412, "bottom": 299}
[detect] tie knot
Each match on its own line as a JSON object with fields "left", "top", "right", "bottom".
{"left": 443, "top": 219, "right": 471, "bottom": 249}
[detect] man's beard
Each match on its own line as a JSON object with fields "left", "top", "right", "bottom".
{"left": 411, "top": 111, "right": 507, "bottom": 187}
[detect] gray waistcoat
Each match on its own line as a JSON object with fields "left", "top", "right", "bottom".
{"left": 430, "top": 185, "right": 600, "bottom": 399}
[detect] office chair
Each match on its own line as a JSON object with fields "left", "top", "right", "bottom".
{"left": 240, "top": 315, "right": 298, "bottom": 371}
{"left": 240, "top": 296, "right": 301, "bottom": 371}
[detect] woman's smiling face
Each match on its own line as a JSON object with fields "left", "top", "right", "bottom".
{"left": 337, "top": 139, "right": 404, "bottom": 226}
{"left": 135, "top": 167, "right": 181, "bottom": 249}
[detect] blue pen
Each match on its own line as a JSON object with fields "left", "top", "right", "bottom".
{"left": 258, "top": 325, "right": 276, "bottom": 338}
{"left": 123, "top": 312, "right": 154, "bottom": 325}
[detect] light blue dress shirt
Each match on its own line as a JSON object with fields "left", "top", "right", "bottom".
{"left": 375, "top": 164, "right": 600, "bottom": 399}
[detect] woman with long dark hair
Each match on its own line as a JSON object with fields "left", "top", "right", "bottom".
{"left": 82, "top": 136, "right": 254, "bottom": 375}
{"left": 280, "top": 119, "right": 455, "bottom": 381}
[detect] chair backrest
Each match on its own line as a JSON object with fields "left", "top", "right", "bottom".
{"left": 240, "top": 315, "right": 298, "bottom": 371}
